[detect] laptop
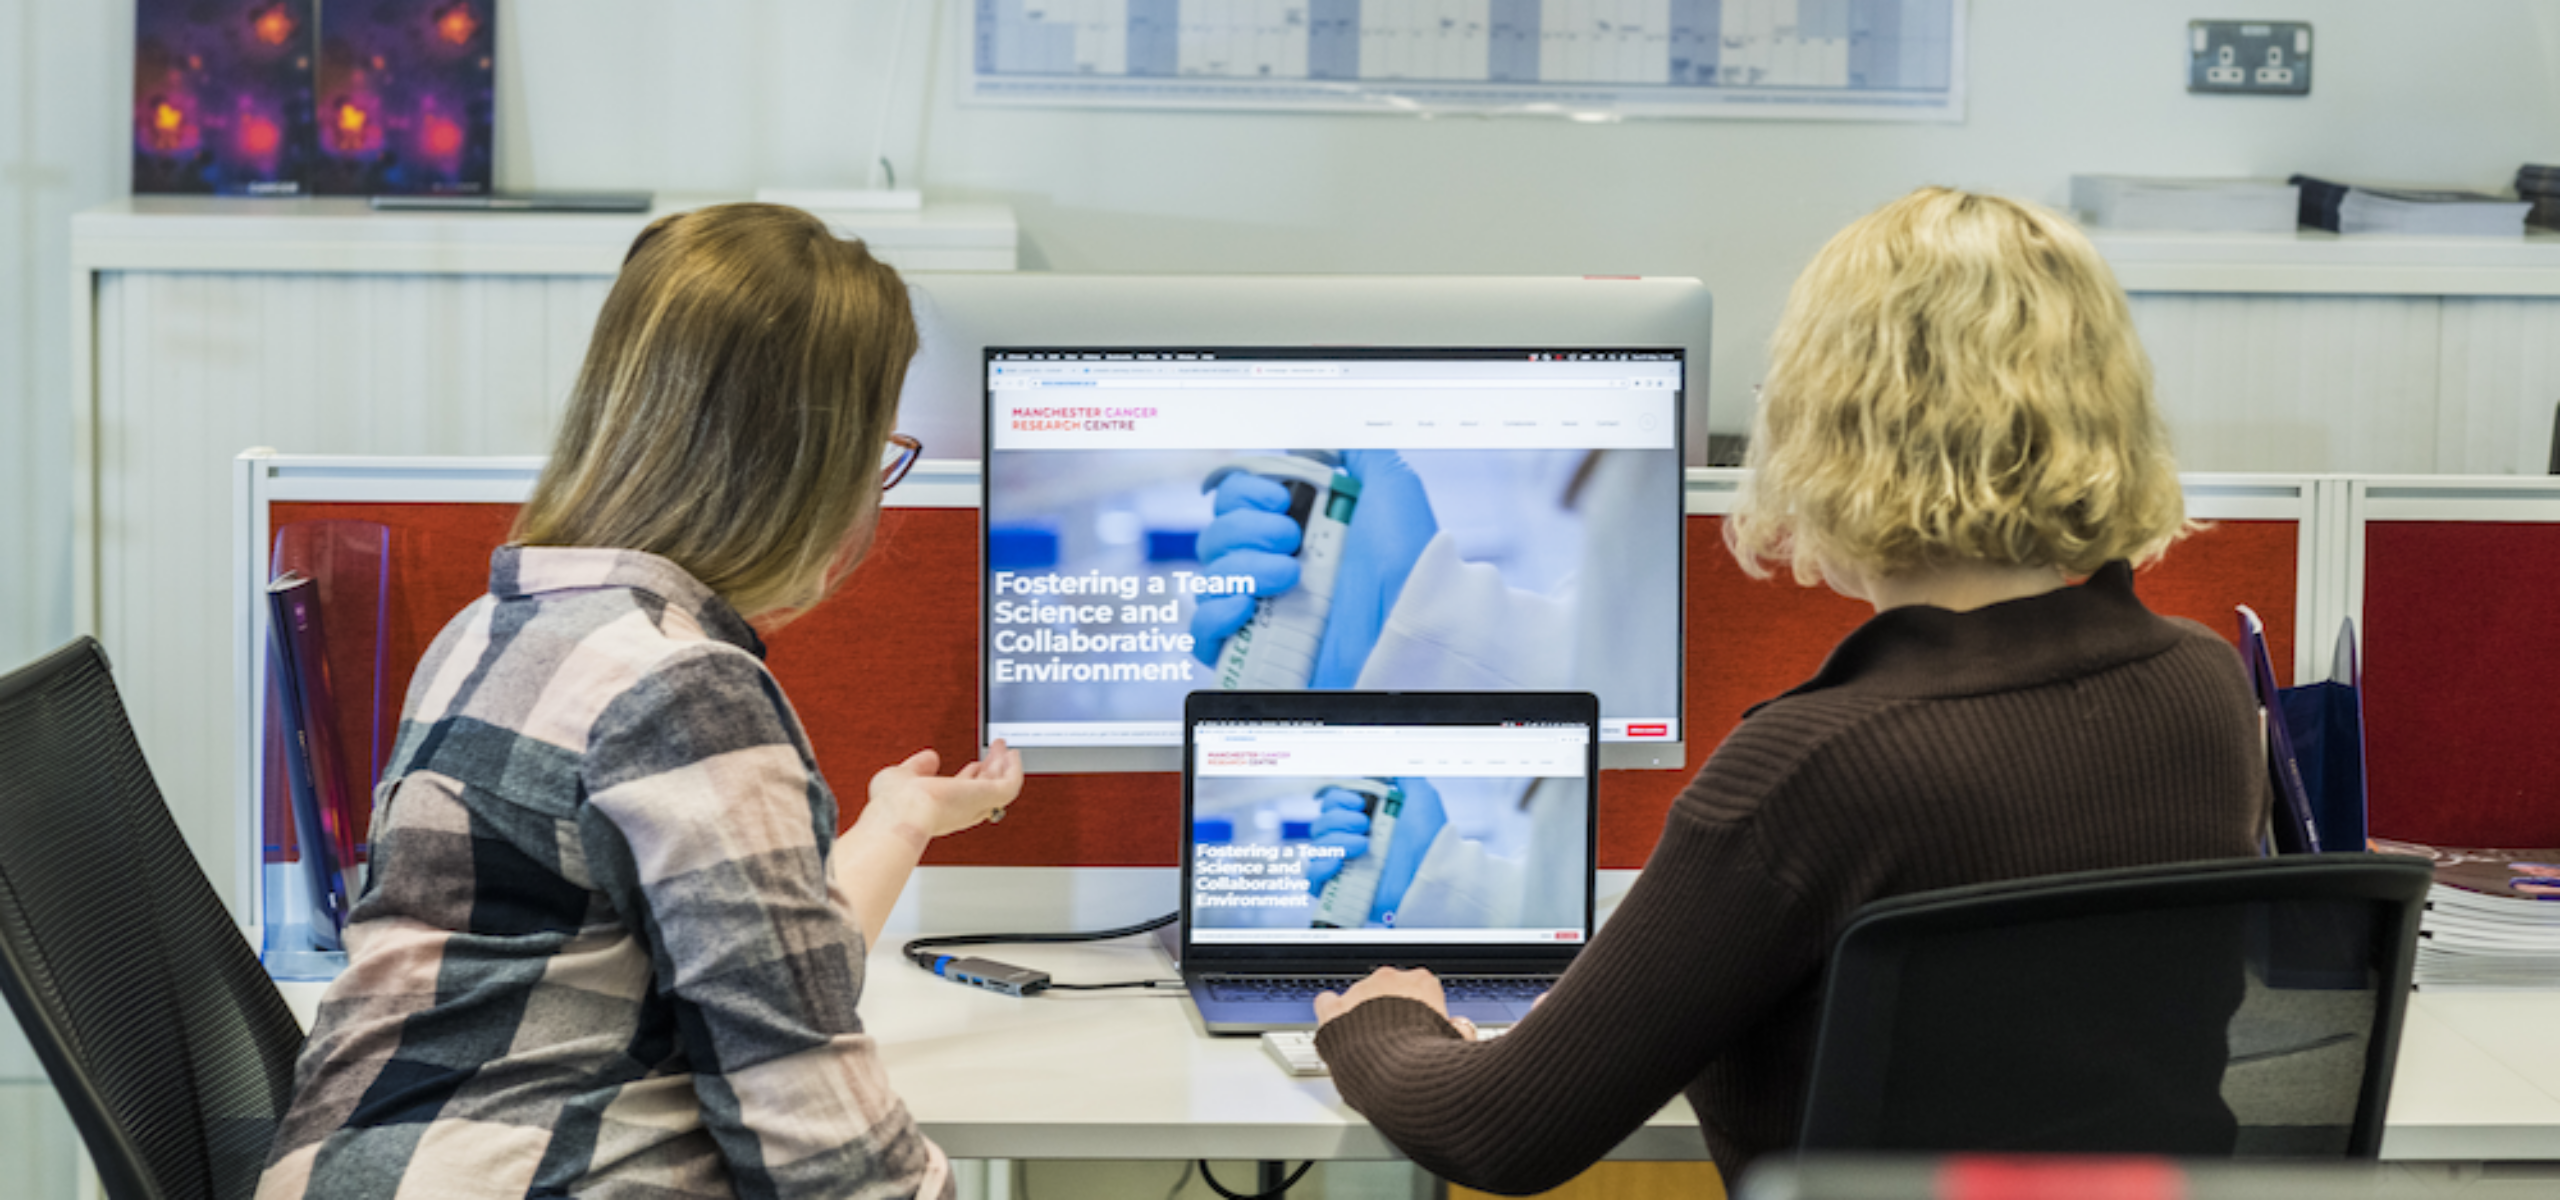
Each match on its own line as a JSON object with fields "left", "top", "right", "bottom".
{"left": 1180, "top": 690, "right": 1600, "bottom": 1034}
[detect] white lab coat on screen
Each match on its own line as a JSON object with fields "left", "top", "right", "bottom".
{"left": 1352, "top": 451, "right": 1678, "bottom": 929}
{"left": 1353, "top": 450, "right": 1679, "bottom": 708}
{"left": 1393, "top": 778, "right": 1586, "bottom": 931}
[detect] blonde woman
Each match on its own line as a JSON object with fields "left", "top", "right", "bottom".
{"left": 1312, "top": 188, "right": 2266, "bottom": 1188}
{"left": 259, "top": 204, "right": 1018, "bottom": 1199}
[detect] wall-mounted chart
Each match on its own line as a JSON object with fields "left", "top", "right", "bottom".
{"left": 968, "top": 0, "right": 1962, "bottom": 119}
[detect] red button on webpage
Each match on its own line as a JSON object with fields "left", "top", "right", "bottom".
{"left": 1626, "top": 723, "right": 1668, "bottom": 737}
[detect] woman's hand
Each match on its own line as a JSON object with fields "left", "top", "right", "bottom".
{"left": 836, "top": 740, "right": 1023, "bottom": 949}
{"left": 1314, "top": 965, "right": 1472, "bottom": 1038}
{"left": 867, "top": 739, "right": 1023, "bottom": 838}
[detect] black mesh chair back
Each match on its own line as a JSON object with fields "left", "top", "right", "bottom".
{"left": 1799, "top": 854, "right": 2430, "bottom": 1159}
{"left": 0, "top": 638, "right": 306, "bottom": 1200}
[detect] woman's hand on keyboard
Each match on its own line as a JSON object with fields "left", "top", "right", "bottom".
{"left": 1313, "top": 965, "right": 1450, "bottom": 1030}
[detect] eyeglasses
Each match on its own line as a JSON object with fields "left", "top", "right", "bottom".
{"left": 881, "top": 433, "right": 922, "bottom": 491}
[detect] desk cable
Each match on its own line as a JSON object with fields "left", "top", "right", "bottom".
{"left": 900, "top": 912, "right": 1183, "bottom": 996}
{"left": 1196, "top": 1159, "right": 1315, "bottom": 1199}
{"left": 1014, "top": 1160, "right": 1314, "bottom": 1200}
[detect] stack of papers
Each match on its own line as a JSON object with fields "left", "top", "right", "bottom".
{"left": 2293, "top": 176, "right": 2532, "bottom": 236}
{"left": 2374, "top": 839, "right": 2560, "bottom": 988}
{"left": 2071, "top": 176, "right": 2301, "bottom": 234}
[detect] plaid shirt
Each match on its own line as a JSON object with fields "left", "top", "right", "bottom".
{"left": 260, "top": 547, "right": 950, "bottom": 1199}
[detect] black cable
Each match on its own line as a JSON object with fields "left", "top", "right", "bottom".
{"left": 900, "top": 910, "right": 1175, "bottom": 963}
{"left": 901, "top": 911, "right": 1181, "bottom": 994}
{"left": 1197, "top": 1160, "right": 1312, "bottom": 1199}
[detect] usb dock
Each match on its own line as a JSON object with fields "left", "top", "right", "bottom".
{"left": 937, "top": 956, "right": 1053, "bottom": 997}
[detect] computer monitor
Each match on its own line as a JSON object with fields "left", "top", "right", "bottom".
{"left": 981, "top": 346, "right": 1687, "bottom": 772}
{"left": 898, "top": 274, "right": 1716, "bottom": 468}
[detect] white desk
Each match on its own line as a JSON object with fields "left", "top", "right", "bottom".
{"left": 2382, "top": 991, "right": 2560, "bottom": 1161}
{"left": 276, "top": 866, "right": 1702, "bottom": 1163}
{"left": 856, "top": 929, "right": 1705, "bottom": 1163}
{"left": 866, "top": 949, "right": 2560, "bottom": 1166}
{"left": 274, "top": 868, "right": 2560, "bottom": 1166}
{"left": 274, "top": 935, "right": 1704, "bottom": 1164}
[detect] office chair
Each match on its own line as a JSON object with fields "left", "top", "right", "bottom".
{"left": 1798, "top": 854, "right": 2430, "bottom": 1159}
{"left": 0, "top": 637, "right": 306, "bottom": 1200}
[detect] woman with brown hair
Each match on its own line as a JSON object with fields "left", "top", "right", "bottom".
{"left": 259, "top": 203, "right": 1016, "bottom": 1199}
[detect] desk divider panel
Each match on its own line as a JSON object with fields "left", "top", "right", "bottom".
{"left": 242, "top": 458, "right": 2317, "bottom": 929}
{"left": 2351, "top": 480, "right": 2560, "bottom": 849}
{"left": 1658, "top": 473, "right": 2310, "bottom": 872}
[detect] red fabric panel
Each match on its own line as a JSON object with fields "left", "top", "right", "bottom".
{"left": 262, "top": 504, "right": 2309, "bottom": 869}
{"left": 2363, "top": 522, "right": 2560, "bottom": 847}
{"left": 1939, "top": 1157, "right": 2183, "bottom": 1200}
{"left": 1594, "top": 517, "right": 2302, "bottom": 870}
{"left": 762, "top": 511, "right": 1176, "bottom": 867}
{"left": 265, "top": 502, "right": 1178, "bottom": 866}
{"left": 1594, "top": 518, "right": 1871, "bottom": 868}
{"left": 2134, "top": 520, "right": 2300, "bottom": 688}
{"left": 272, "top": 502, "right": 521, "bottom": 851}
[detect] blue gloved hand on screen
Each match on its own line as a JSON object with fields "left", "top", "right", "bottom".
{"left": 1301, "top": 793, "right": 1369, "bottom": 891}
{"left": 1366, "top": 777, "right": 1445, "bottom": 925}
{"left": 1188, "top": 471, "right": 1303, "bottom": 665}
{"left": 1300, "top": 778, "right": 1447, "bottom": 927}
{"left": 1311, "top": 451, "right": 1439, "bottom": 689}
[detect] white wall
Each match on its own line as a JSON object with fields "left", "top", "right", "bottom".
{"left": 9, "top": 0, "right": 2560, "bottom": 652}
{"left": 498, "top": 0, "right": 2560, "bottom": 435}
{"left": 2, "top": 0, "right": 119, "bottom": 672}
{"left": 3, "top": 2, "right": 126, "bottom": 1186}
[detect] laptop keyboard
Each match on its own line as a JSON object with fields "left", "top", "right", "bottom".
{"left": 1204, "top": 975, "right": 1554, "bottom": 1003}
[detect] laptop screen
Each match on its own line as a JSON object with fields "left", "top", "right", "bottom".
{"left": 1183, "top": 692, "right": 1597, "bottom": 959}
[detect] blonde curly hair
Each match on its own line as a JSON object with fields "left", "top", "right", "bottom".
{"left": 1725, "top": 187, "right": 2190, "bottom": 586}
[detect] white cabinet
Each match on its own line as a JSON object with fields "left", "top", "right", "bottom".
{"left": 2098, "top": 230, "right": 2560, "bottom": 476}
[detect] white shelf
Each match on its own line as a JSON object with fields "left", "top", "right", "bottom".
{"left": 70, "top": 194, "right": 1018, "bottom": 275}
{"left": 2092, "top": 228, "right": 2560, "bottom": 296}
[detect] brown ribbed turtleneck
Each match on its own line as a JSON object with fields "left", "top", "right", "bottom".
{"left": 1314, "top": 562, "right": 2267, "bottom": 1192}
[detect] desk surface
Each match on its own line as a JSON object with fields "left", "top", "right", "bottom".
{"left": 857, "top": 932, "right": 1707, "bottom": 1163}
{"left": 861, "top": 946, "right": 2560, "bottom": 1164}
{"left": 2383, "top": 990, "right": 2560, "bottom": 1161}
{"left": 854, "top": 868, "right": 1708, "bottom": 1161}
{"left": 274, "top": 867, "right": 2560, "bottom": 1165}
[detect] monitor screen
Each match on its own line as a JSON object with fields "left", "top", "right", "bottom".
{"left": 980, "top": 346, "right": 1686, "bottom": 770}
{"left": 1186, "top": 716, "right": 1594, "bottom": 948}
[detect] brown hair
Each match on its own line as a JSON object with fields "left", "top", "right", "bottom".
{"left": 1725, "top": 187, "right": 2188, "bottom": 585}
{"left": 513, "top": 203, "right": 917, "bottom": 619}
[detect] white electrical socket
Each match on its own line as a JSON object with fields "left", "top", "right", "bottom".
{"left": 2189, "top": 20, "right": 2312, "bottom": 95}
{"left": 2206, "top": 44, "right": 2244, "bottom": 86}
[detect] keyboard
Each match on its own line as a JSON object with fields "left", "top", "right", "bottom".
{"left": 1204, "top": 975, "right": 1555, "bottom": 1003}
{"left": 1264, "top": 1022, "right": 1512, "bottom": 1076}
